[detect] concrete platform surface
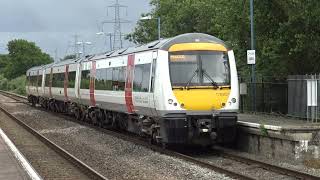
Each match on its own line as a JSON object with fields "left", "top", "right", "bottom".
{"left": 238, "top": 113, "right": 320, "bottom": 131}
{"left": 0, "top": 129, "right": 41, "bottom": 180}
{"left": 236, "top": 113, "right": 320, "bottom": 162}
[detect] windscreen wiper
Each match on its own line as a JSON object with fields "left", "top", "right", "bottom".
{"left": 202, "top": 69, "right": 219, "bottom": 89}
{"left": 184, "top": 68, "right": 199, "bottom": 90}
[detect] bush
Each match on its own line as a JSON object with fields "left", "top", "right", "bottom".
{"left": 0, "top": 74, "right": 9, "bottom": 90}
{"left": 8, "top": 75, "right": 26, "bottom": 95}
{"left": 0, "top": 74, "right": 26, "bottom": 95}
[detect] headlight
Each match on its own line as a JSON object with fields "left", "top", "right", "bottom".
{"left": 231, "top": 98, "right": 236, "bottom": 103}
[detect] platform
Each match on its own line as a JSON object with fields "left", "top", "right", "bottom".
{"left": 0, "top": 129, "right": 41, "bottom": 180}
{"left": 236, "top": 113, "right": 320, "bottom": 162}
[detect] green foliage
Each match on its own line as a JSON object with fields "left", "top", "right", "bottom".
{"left": 127, "top": 0, "right": 320, "bottom": 78}
{"left": 259, "top": 124, "right": 268, "bottom": 136}
{"left": 7, "top": 75, "right": 26, "bottom": 95}
{"left": 62, "top": 54, "right": 76, "bottom": 61}
{"left": 0, "top": 74, "right": 9, "bottom": 90}
{"left": 1, "top": 39, "right": 53, "bottom": 79}
{"left": 0, "top": 74, "right": 26, "bottom": 95}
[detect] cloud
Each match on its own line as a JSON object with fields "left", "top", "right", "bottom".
{"left": 0, "top": 0, "right": 151, "bottom": 58}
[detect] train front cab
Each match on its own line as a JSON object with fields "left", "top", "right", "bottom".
{"left": 158, "top": 41, "right": 239, "bottom": 146}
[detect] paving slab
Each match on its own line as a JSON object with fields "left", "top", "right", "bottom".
{"left": 0, "top": 133, "right": 30, "bottom": 180}
{"left": 238, "top": 113, "right": 320, "bottom": 131}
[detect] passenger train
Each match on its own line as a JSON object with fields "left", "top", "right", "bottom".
{"left": 26, "top": 33, "right": 239, "bottom": 147}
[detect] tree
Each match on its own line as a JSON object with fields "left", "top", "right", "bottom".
{"left": 61, "top": 54, "right": 76, "bottom": 61}
{"left": 127, "top": 0, "right": 320, "bottom": 79}
{"left": 3, "top": 39, "right": 53, "bottom": 79}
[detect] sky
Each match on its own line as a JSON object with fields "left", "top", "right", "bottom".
{"left": 0, "top": 0, "right": 152, "bottom": 60}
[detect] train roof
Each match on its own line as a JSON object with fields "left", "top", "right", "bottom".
{"left": 26, "top": 33, "right": 227, "bottom": 72}
{"left": 87, "top": 33, "right": 227, "bottom": 62}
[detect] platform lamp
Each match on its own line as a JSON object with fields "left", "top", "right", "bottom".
{"left": 96, "top": 32, "right": 113, "bottom": 51}
{"left": 76, "top": 41, "right": 92, "bottom": 58}
{"left": 140, "top": 15, "right": 161, "bottom": 40}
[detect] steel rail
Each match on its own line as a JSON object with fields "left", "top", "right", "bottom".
{"left": 0, "top": 91, "right": 253, "bottom": 180}
{"left": 1, "top": 91, "right": 319, "bottom": 179}
{"left": 0, "top": 93, "right": 107, "bottom": 180}
{"left": 213, "top": 147, "right": 319, "bottom": 180}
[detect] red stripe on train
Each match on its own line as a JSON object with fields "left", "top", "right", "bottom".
{"left": 64, "top": 65, "right": 69, "bottom": 101}
{"left": 90, "top": 61, "right": 96, "bottom": 106}
{"left": 125, "top": 54, "right": 135, "bottom": 113}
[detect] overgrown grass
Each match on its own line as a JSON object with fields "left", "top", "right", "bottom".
{"left": 0, "top": 74, "right": 26, "bottom": 95}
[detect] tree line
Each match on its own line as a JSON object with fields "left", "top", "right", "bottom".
{"left": 0, "top": 39, "right": 53, "bottom": 79}
{"left": 126, "top": 0, "right": 320, "bottom": 80}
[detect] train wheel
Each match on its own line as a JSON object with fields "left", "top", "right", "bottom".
{"left": 90, "top": 111, "right": 98, "bottom": 126}
{"left": 31, "top": 97, "right": 36, "bottom": 107}
{"left": 75, "top": 108, "right": 81, "bottom": 120}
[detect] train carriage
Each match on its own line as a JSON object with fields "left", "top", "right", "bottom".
{"left": 26, "top": 33, "right": 239, "bottom": 147}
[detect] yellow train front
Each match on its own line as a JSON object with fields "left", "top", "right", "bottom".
{"left": 153, "top": 33, "right": 239, "bottom": 146}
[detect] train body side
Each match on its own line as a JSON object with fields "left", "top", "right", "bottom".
{"left": 26, "top": 33, "right": 239, "bottom": 146}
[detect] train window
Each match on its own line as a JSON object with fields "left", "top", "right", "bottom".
{"left": 106, "top": 68, "right": 113, "bottom": 90}
{"left": 150, "top": 59, "right": 156, "bottom": 92}
{"left": 112, "top": 67, "right": 119, "bottom": 91}
{"left": 37, "top": 75, "right": 42, "bottom": 87}
{"left": 133, "top": 63, "right": 151, "bottom": 92}
{"left": 68, "top": 71, "right": 76, "bottom": 88}
{"left": 95, "top": 68, "right": 108, "bottom": 90}
{"left": 118, "top": 67, "right": 126, "bottom": 91}
{"left": 80, "top": 70, "right": 90, "bottom": 89}
{"left": 45, "top": 74, "right": 51, "bottom": 87}
{"left": 52, "top": 73, "right": 65, "bottom": 88}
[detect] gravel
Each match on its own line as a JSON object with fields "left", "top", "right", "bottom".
{"left": 0, "top": 94, "right": 232, "bottom": 180}
{"left": 0, "top": 110, "right": 91, "bottom": 180}
{"left": 211, "top": 146, "right": 320, "bottom": 178}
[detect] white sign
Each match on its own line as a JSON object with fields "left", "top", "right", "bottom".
{"left": 247, "top": 50, "right": 256, "bottom": 65}
{"left": 307, "top": 80, "right": 317, "bottom": 106}
{"left": 240, "top": 83, "right": 247, "bottom": 95}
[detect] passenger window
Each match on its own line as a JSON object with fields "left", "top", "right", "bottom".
{"left": 45, "top": 73, "right": 51, "bottom": 87}
{"left": 118, "top": 67, "right": 126, "bottom": 91}
{"left": 95, "top": 68, "right": 108, "bottom": 90}
{"left": 112, "top": 67, "right": 119, "bottom": 91}
{"left": 68, "top": 71, "right": 76, "bottom": 88}
{"left": 37, "top": 75, "right": 42, "bottom": 87}
{"left": 106, "top": 68, "right": 113, "bottom": 90}
{"left": 133, "top": 63, "right": 151, "bottom": 92}
{"left": 80, "top": 70, "right": 90, "bottom": 89}
{"left": 52, "top": 73, "right": 65, "bottom": 88}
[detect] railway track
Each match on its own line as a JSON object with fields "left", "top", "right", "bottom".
{"left": 0, "top": 91, "right": 107, "bottom": 180}
{"left": 1, "top": 90, "right": 319, "bottom": 180}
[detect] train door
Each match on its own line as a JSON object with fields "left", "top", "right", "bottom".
{"left": 130, "top": 52, "right": 155, "bottom": 116}
{"left": 150, "top": 51, "right": 158, "bottom": 116}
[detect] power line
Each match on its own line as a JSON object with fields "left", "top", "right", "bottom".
{"left": 102, "top": 0, "right": 130, "bottom": 50}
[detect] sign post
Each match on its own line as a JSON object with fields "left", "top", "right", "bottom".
{"left": 249, "top": 0, "right": 256, "bottom": 112}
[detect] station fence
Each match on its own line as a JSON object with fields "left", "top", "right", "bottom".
{"left": 239, "top": 75, "right": 320, "bottom": 122}
{"left": 239, "top": 76, "right": 288, "bottom": 115}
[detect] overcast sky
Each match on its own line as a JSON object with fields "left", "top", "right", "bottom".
{"left": 0, "top": 0, "right": 151, "bottom": 60}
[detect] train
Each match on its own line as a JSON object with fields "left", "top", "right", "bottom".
{"left": 26, "top": 33, "right": 239, "bottom": 147}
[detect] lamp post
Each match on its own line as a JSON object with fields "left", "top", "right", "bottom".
{"left": 140, "top": 15, "right": 161, "bottom": 40}
{"left": 76, "top": 41, "right": 92, "bottom": 57}
{"left": 96, "top": 32, "right": 113, "bottom": 51}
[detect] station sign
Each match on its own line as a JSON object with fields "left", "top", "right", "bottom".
{"left": 307, "top": 79, "right": 317, "bottom": 106}
{"left": 247, "top": 50, "right": 256, "bottom": 65}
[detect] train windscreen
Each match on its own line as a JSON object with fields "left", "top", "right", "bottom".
{"left": 169, "top": 51, "right": 230, "bottom": 88}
